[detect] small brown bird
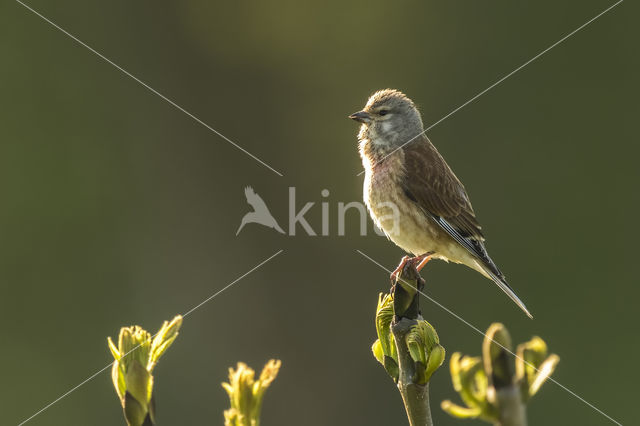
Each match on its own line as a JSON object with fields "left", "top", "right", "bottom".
{"left": 350, "top": 89, "right": 531, "bottom": 318}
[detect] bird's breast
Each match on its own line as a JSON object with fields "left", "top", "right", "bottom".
{"left": 361, "top": 143, "right": 454, "bottom": 257}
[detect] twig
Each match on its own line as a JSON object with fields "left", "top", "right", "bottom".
{"left": 392, "top": 317, "right": 434, "bottom": 426}
{"left": 389, "top": 259, "right": 439, "bottom": 426}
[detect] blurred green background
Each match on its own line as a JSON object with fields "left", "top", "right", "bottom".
{"left": 2, "top": 0, "right": 637, "bottom": 424}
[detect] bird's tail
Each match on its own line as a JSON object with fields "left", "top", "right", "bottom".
{"left": 476, "top": 260, "right": 533, "bottom": 319}
{"left": 489, "top": 272, "right": 533, "bottom": 319}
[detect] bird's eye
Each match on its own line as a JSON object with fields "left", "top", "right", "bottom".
{"left": 379, "top": 110, "right": 390, "bottom": 116}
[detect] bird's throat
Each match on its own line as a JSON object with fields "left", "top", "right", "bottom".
{"left": 359, "top": 135, "right": 399, "bottom": 168}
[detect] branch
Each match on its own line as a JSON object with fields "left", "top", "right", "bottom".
{"left": 372, "top": 258, "right": 445, "bottom": 426}
{"left": 393, "top": 317, "right": 434, "bottom": 426}
{"left": 483, "top": 324, "right": 527, "bottom": 426}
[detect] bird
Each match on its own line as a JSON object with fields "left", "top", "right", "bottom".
{"left": 236, "top": 186, "right": 285, "bottom": 236}
{"left": 350, "top": 89, "right": 532, "bottom": 318}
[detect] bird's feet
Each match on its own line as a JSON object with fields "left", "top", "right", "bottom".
{"left": 390, "top": 255, "right": 412, "bottom": 283}
{"left": 415, "top": 253, "right": 432, "bottom": 272}
{"left": 390, "top": 253, "right": 433, "bottom": 283}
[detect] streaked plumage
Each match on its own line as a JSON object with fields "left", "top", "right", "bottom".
{"left": 351, "top": 89, "right": 531, "bottom": 318}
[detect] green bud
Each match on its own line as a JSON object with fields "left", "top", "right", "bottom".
{"left": 443, "top": 324, "right": 559, "bottom": 423}
{"left": 516, "top": 337, "right": 559, "bottom": 400}
{"left": 123, "top": 391, "right": 148, "bottom": 426}
{"left": 483, "top": 323, "right": 514, "bottom": 390}
{"left": 108, "top": 315, "right": 182, "bottom": 426}
{"left": 372, "top": 339, "right": 385, "bottom": 365}
{"left": 449, "top": 353, "right": 492, "bottom": 416}
{"left": 425, "top": 344, "right": 446, "bottom": 381}
{"left": 222, "top": 360, "right": 282, "bottom": 426}
{"left": 528, "top": 353, "right": 559, "bottom": 398}
{"left": 441, "top": 400, "right": 484, "bottom": 419}
{"left": 372, "top": 293, "right": 399, "bottom": 381}
{"left": 406, "top": 320, "right": 445, "bottom": 384}
{"left": 375, "top": 293, "right": 396, "bottom": 358}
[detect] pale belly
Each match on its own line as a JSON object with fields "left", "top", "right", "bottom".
{"left": 364, "top": 164, "right": 477, "bottom": 268}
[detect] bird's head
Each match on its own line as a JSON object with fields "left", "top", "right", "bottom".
{"left": 349, "top": 89, "right": 424, "bottom": 146}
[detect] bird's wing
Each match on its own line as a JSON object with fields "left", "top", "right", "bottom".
{"left": 402, "top": 137, "right": 484, "bottom": 239}
{"left": 244, "top": 186, "right": 268, "bottom": 211}
{"left": 401, "top": 137, "right": 503, "bottom": 269}
{"left": 401, "top": 138, "right": 532, "bottom": 318}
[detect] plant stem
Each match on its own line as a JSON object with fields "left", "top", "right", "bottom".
{"left": 495, "top": 386, "right": 527, "bottom": 426}
{"left": 392, "top": 317, "right": 433, "bottom": 426}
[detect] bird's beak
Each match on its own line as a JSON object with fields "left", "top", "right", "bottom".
{"left": 349, "top": 110, "right": 372, "bottom": 124}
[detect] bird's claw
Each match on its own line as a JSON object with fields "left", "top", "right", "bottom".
{"left": 390, "top": 253, "right": 433, "bottom": 284}
{"left": 390, "top": 255, "right": 412, "bottom": 283}
{"left": 415, "top": 253, "right": 432, "bottom": 272}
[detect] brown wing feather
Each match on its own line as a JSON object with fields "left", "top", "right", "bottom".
{"left": 402, "top": 135, "right": 484, "bottom": 241}
{"left": 400, "top": 135, "right": 531, "bottom": 317}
